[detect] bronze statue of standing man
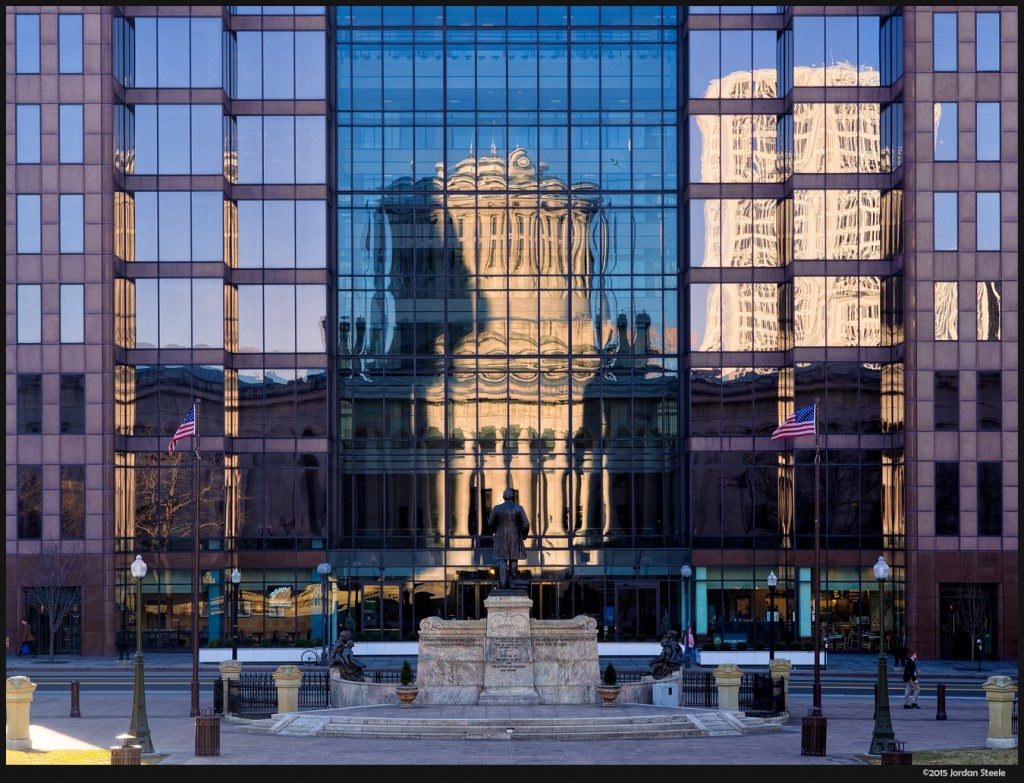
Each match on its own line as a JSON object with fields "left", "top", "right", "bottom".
{"left": 487, "top": 489, "right": 530, "bottom": 589}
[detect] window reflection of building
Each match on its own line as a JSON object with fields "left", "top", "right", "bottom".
{"left": 339, "top": 146, "right": 676, "bottom": 551}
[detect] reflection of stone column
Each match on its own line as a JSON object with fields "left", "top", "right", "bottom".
{"left": 451, "top": 470, "right": 471, "bottom": 539}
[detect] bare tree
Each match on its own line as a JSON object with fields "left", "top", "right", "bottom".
{"left": 954, "top": 581, "right": 990, "bottom": 664}
{"left": 21, "top": 540, "right": 87, "bottom": 663}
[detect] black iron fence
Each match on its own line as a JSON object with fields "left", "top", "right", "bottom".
{"left": 617, "top": 669, "right": 784, "bottom": 716}
{"left": 214, "top": 667, "right": 783, "bottom": 718}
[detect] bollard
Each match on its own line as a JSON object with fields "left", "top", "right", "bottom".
{"left": 936, "top": 682, "right": 947, "bottom": 720}
{"left": 70, "top": 680, "right": 81, "bottom": 717}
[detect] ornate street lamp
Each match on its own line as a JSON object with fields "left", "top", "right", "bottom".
{"left": 230, "top": 567, "right": 241, "bottom": 661}
{"left": 869, "top": 555, "right": 896, "bottom": 755}
{"left": 767, "top": 570, "right": 778, "bottom": 661}
{"left": 317, "top": 562, "right": 332, "bottom": 665}
{"left": 128, "top": 555, "right": 154, "bottom": 754}
{"left": 680, "top": 564, "right": 692, "bottom": 634}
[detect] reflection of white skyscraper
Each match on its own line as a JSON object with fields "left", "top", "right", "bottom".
{"left": 693, "top": 64, "right": 885, "bottom": 353}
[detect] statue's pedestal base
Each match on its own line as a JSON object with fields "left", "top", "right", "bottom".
{"left": 411, "top": 593, "right": 600, "bottom": 705}
{"left": 478, "top": 593, "right": 540, "bottom": 705}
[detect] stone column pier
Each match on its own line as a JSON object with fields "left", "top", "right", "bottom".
{"left": 982, "top": 676, "right": 1018, "bottom": 749}
{"left": 713, "top": 663, "right": 743, "bottom": 712}
{"left": 273, "top": 665, "right": 303, "bottom": 715}
{"left": 477, "top": 592, "right": 540, "bottom": 705}
{"left": 6, "top": 676, "right": 38, "bottom": 750}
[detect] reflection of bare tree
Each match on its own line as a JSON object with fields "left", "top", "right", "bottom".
{"left": 21, "top": 540, "right": 86, "bottom": 663}
{"left": 131, "top": 453, "right": 225, "bottom": 547}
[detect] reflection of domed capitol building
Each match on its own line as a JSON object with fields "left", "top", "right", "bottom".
{"left": 338, "top": 146, "right": 674, "bottom": 556}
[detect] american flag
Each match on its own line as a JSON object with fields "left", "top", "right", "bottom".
{"left": 168, "top": 405, "right": 196, "bottom": 453}
{"left": 771, "top": 403, "right": 816, "bottom": 440}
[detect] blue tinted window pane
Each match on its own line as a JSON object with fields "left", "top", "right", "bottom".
{"left": 191, "top": 18, "right": 222, "bottom": 87}
{"left": 159, "top": 280, "right": 192, "bottom": 348}
{"left": 16, "top": 15, "right": 40, "bottom": 73}
{"left": 16, "top": 105, "right": 41, "bottom": 163}
{"left": 296, "top": 202, "right": 327, "bottom": 268}
{"left": 135, "top": 18, "right": 156, "bottom": 87}
{"left": 191, "top": 104, "right": 223, "bottom": 174}
{"left": 264, "top": 116, "right": 296, "bottom": 183}
{"left": 976, "top": 103, "right": 1000, "bottom": 161}
{"left": 60, "top": 104, "right": 85, "bottom": 163}
{"left": 60, "top": 195, "right": 85, "bottom": 253}
{"left": 237, "top": 116, "right": 263, "bottom": 183}
{"left": 933, "top": 13, "right": 957, "bottom": 72}
{"left": 134, "top": 105, "right": 157, "bottom": 174}
{"left": 134, "top": 192, "right": 158, "bottom": 261}
{"left": 296, "top": 116, "right": 326, "bottom": 183}
{"left": 236, "top": 32, "right": 263, "bottom": 98}
{"left": 976, "top": 193, "right": 1000, "bottom": 251}
{"left": 793, "top": 16, "right": 825, "bottom": 83}
{"left": 60, "top": 284, "right": 85, "bottom": 343}
{"left": 59, "top": 15, "right": 84, "bottom": 73}
{"left": 192, "top": 279, "right": 224, "bottom": 348}
{"left": 976, "top": 14, "right": 1000, "bottom": 71}
{"left": 933, "top": 102, "right": 957, "bottom": 161}
{"left": 157, "top": 18, "right": 190, "bottom": 87}
{"left": 158, "top": 191, "right": 191, "bottom": 261}
{"left": 18, "top": 285, "right": 42, "bottom": 343}
{"left": 158, "top": 105, "right": 191, "bottom": 173}
{"left": 295, "top": 32, "right": 326, "bottom": 99}
{"left": 191, "top": 192, "right": 224, "bottom": 261}
{"left": 264, "top": 32, "right": 295, "bottom": 99}
{"left": 933, "top": 193, "right": 958, "bottom": 251}
{"left": 17, "top": 195, "right": 42, "bottom": 254}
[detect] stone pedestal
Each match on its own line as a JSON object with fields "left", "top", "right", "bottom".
{"left": 478, "top": 592, "right": 540, "bottom": 705}
{"left": 272, "top": 665, "right": 303, "bottom": 715}
{"left": 982, "top": 676, "right": 1018, "bottom": 749}
{"left": 6, "top": 675, "right": 37, "bottom": 750}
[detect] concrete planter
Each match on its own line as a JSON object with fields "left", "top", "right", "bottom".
{"left": 698, "top": 650, "right": 825, "bottom": 667}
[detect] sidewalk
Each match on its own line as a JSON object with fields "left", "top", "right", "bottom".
{"left": 6, "top": 652, "right": 1018, "bottom": 767}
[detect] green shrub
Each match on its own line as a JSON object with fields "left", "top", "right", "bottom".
{"left": 736, "top": 641, "right": 748, "bottom": 651}
{"left": 603, "top": 663, "right": 618, "bottom": 686}
{"left": 405, "top": 631, "right": 418, "bottom": 641}
{"left": 702, "top": 642, "right": 718, "bottom": 651}
{"left": 788, "top": 641, "right": 802, "bottom": 651}
{"left": 399, "top": 659, "right": 414, "bottom": 686}
{"left": 754, "top": 641, "right": 766, "bottom": 651}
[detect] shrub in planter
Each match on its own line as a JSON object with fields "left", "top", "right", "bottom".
{"left": 803, "top": 641, "right": 814, "bottom": 651}
{"left": 736, "top": 641, "right": 749, "bottom": 651}
{"left": 603, "top": 662, "right": 618, "bottom": 686}
{"left": 400, "top": 659, "right": 415, "bottom": 686}
{"left": 754, "top": 641, "right": 766, "bottom": 651}
{"left": 702, "top": 642, "right": 718, "bottom": 651}
{"left": 788, "top": 641, "right": 803, "bottom": 651}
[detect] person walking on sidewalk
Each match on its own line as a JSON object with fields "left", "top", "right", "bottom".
{"left": 19, "top": 618, "right": 35, "bottom": 656}
{"left": 682, "top": 625, "right": 696, "bottom": 669}
{"left": 902, "top": 650, "right": 921, "bottom": 708}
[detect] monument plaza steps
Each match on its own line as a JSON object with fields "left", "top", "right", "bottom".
{"left": 236, "top": 705, "right": 785, "bottom": 741}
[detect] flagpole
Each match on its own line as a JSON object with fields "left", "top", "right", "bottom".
{"left": 190, "top": 398, "right": 201, "bottom": 717}
{"left": 812, "top": 396, "right": 822, "bottom": 714}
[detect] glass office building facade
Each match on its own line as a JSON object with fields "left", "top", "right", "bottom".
{"left": 6, "top": 6, "right": 1017, "bottom": 663}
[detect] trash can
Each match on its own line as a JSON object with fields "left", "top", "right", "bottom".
{"left": 800, "top": 712, "right": 828, "bottom": 756}
{"left": 652, "top": 682, "right": 677, "bottom": 707}
{"left": 882, "top": 740, "right": 912, "bottom": 765}
{"left": 110, "top": 744, "right": 141, "bottom": 765}
{"left": 195, "top": 710, "right": 221, "bottom": 756}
